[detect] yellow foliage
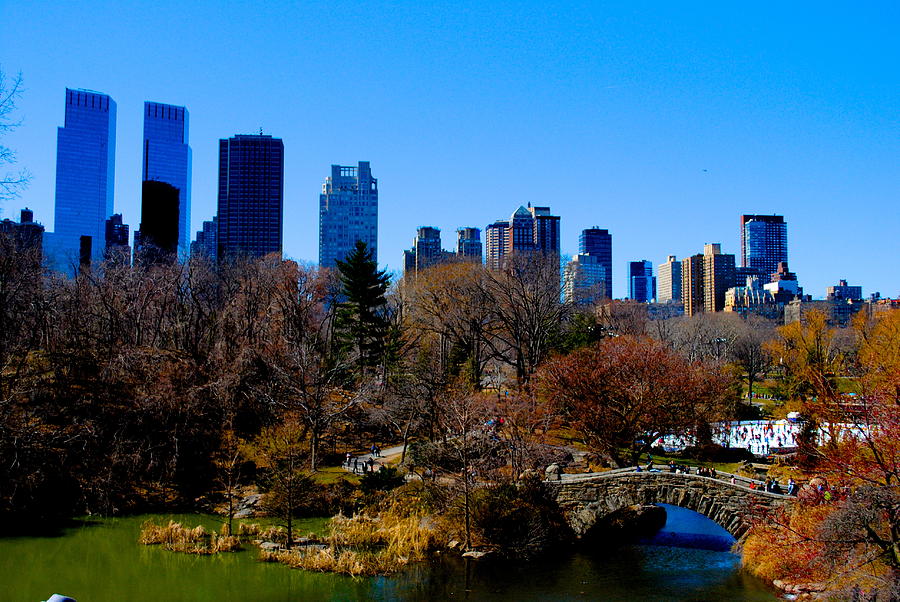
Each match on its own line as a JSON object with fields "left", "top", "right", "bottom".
{"left": 259, "top": 502, "right": 437, "bottom": 576}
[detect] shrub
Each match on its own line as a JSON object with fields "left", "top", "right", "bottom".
{"left": 360, "top": 467, "right": 406, "bottom": 493}
{"left": 470, "top": 478, "right": 571, "bottom": 558}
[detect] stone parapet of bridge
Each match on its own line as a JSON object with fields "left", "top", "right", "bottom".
{"left": 546, "top": 471, "right": 792, "bottom": 540}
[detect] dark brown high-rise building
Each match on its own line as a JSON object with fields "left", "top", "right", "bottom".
{"left": 703, "top": 243, "right": 736, "bottom": 313}
{"left": 681, "top": 254, "right": 705, "bottom": 316}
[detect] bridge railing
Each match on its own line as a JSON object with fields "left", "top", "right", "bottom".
{"left": 551, "top": 465, "right": 793, "bottom": 498}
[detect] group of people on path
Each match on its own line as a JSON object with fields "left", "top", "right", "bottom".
{"left": 635, "top": 456, "right": 802, "bottom": 497}
{"left": 344, "top": 444, "right": 382, "bottom": 475}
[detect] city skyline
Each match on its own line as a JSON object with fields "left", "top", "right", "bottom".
{"left": 2, "top": 2, "right": 898, "bottom": 298}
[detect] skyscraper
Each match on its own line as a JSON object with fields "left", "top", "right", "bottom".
{"left": 53, "top": 88, "right": 117, "bottom": 266}
{"left": 415, "top": 227, "right": 442, "bottom": 268}
{"left": 319, "top": 161, "right": 378, "bottom": 268}
{"left": 135, "top": 181, "right": 180, "bottom": 263}
{"left": 629, "top": 260, "right": 656, "bottom": 303}
{"left": 456, "top": 227, "right": 482, "bottom": 261}
{"left": 485, "top": 204, "right": 560, "bottom": 270}
{"left": 681, "top": 254, "right": 705, "bottom": 317}
{"left": 104, "top": 213, "right": 130, "bottom": 264}
{"left": 564, "top": 253, "right": 607, "bottom": 304}
{"left": 0, "top": 208, "right": 44, "bottom": 256}
{"left": 143, "top": 102, "right": 191, "bottom": 258}
{"left": 191, "top": 217, "right": 218, "bottom": 261}
{"left": 740, "top": 214, "right": 787, "bottom": 280}
{"left": 702, "top": 243, "right": 736, "bottom": 313}
{"left": 579, "top": 228, "right": 612, "bottom": 300}
{"left": 217, "top": 135, "right": 284, "bottom": 259}
{"left": 657, "top": 255, "right": 682, "bottom": 303}
{"left": 484, "top": 220, "right": 509, "bottom": 270}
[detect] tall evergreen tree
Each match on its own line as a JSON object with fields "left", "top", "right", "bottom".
{"left": 335, "top": 241, "right": 390, "bottom": 379}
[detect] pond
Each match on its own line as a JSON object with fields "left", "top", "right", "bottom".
{"left": 0, "top": 511, "right": 777, "bottom": 601}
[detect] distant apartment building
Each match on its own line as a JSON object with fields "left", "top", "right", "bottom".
{"left": 217, "top": 135, "right": 284, "bottom": 260}
{"left": 681, "top": 254, "right": 705, "bottom": 317}
{"left": 826, "top": 279, "right": 862, "bottom": 301}
{"left": 657, "top": 255, "right": 681, "bottom": 303}
{"left": 50, "top": 88, "right": 117, "bottom": 268}
{"left": 484, "top": 220, "right": 509, "bottom": 271}
{"left": 191, "top": 217, "right": 218, "bottom": 261}
{"left": 319, "top": 161, "right": 377, "bottom": 268}
{"left": 1, "top": 208, "right": 45, "bottom": 256}
{"left": 763, "top": 262, "right": 802, "bottom": 299}
{"left": 143, "top": 102, "right": 191, "bottom": 258}
{"left": 741, "top": 214, "right": 787, "bottom": 280}
{"left": 579, "top": 228, "right": 612, "bottom": 300}
{"left": 104, "top": 213, "right": 130, "bottom": 264}
{"left": 403, "top": 226, "right": 454, "bottom": 277}
{"left": 629, "top": 260, "right": 656, "bottom": 303}
{"left": 680, "top": 244, "right": 737, "bottom": 316}
{"left": 702, "top": 243, "right": 736, "bottom": 313}
{"left": 784, "top": 298, "right": 865, "bottom": 327}
{"left": 485, "top": 204, "right": 560, "bottom": 270}
{"left": 564, "top": 253, "right": 607, "bottom": 304}
{"left": 456, "top": 227, "right": 482, "bottom": 261}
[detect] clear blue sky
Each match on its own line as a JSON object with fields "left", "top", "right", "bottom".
{"left": 2, "top": 1, "right": 898, "bottom": 298}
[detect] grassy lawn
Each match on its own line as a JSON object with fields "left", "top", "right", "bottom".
{"left": 311, "top": 464, "right": 360, "bottom": 485}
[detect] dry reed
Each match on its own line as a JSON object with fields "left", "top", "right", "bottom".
{"left": 259, "top": 502, "right": 437, "bottom": 576}
{"left": 139, "top": 520, "right": 242, "bottom": 555}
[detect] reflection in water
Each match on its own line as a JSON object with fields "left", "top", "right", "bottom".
{"left": 641, "top": 503, "right": 737, "bottom": 551}
{"left": 0, "top": 513, "right": 776, "bottom": 602}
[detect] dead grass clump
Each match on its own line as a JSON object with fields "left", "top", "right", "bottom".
{"left": 139, "top": 520, "right": 242, "bottom": 555}
{"left": 238, "top": 522, "right": 262, "bottom": 537}
{"left": 260, "top": 502, "right": 437, "bottom": 576}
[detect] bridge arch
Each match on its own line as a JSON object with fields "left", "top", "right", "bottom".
{"left": 546, "top": 471, "right": 791, "bottom": 541}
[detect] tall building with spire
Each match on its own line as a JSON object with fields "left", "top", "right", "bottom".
{"left": 319, "top": 161, "right": 378, "bottom": 268}
{"left": 217, "top": 134, "right": 284, "bottom": 259}
{"left": 484, "top": 204, "right": 560, "bottom": 270}
{"left": 143, "top": 102, "right": 191, "bottom": 259}
{"left": 51, "top": 88, "right": 117, "bottom": 268}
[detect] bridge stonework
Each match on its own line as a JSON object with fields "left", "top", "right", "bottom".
{"left": 546, "top": 472, "right": 792, "bottom": 540}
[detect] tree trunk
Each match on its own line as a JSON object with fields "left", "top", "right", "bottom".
{"left": 310, "top": 430, "right": 319, "bottom": 472}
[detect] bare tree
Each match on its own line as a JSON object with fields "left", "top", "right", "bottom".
{"left": 0, "top": 69, "right": 28, "bottom": 201}
{"left": 481, "top": 254, "right": 569, "bottom": 383}
{"left": 729, "top": 314, "right": 775, "bottom": 400}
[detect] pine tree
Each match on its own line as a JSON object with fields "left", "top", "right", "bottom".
{"left": 335, "top": 241, "right": 390, "bottom": 380}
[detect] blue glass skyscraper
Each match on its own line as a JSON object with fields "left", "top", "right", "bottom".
{"left": 629, "top": 259, "right": 656, "bottom": 302}
{"left": 579, "top": 227, "right": 612, "bottom": 299}
{"left": 740, "top": 214, "right": 787, "bottom": 280}
{"left": 143, "top": 102, "right": 191, "bottom": 258}
{"left": 52, "top": 88, "right": 116, "bottom": 266}
{"left": 319, "top": 162, "right": 378, "bottom": 268}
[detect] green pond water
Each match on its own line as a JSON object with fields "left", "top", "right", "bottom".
{"left": 0, "top": 513, "right": 778, "bottom": 601}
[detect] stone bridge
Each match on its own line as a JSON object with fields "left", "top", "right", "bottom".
{"left": 545, "top": 469, "right": 793, "bottom": 540}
